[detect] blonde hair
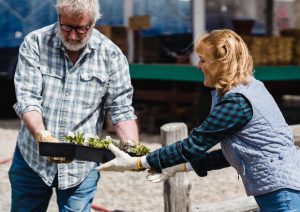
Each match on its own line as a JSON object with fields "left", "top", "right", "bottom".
{"left": 55, "top": 0, "right": 101, "bottom": 23}
{"left": 195, "top": 29, "right": 253, "bottom": 95}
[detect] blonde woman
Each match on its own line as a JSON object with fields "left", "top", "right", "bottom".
{"left": 98, "top": 29, "right": 300, "bottom": 211}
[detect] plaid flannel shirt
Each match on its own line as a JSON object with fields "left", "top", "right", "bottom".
{"left": 13, "top": 23, "right": 136, "bottom": 189}
{"left": 146, "top": 93, "right": 253, "bottom": 176}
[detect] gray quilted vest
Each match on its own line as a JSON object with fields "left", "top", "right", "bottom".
{"left": 211, "top": 78, "right": 300, "bottom": 196}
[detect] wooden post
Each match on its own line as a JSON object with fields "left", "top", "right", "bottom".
{"left": 160, "top": 123, "right": 191, "bottom": 212}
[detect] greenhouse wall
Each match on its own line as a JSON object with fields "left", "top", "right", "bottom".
{"left": 0, "top": 0, "right": 191, "bottom": 48}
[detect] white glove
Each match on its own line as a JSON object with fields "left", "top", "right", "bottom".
{"left": 95, "top": 143, "right": 143, "bottom": 172}
{"left": 146, "top": 163, "right": 187, "bottom": 183}
{"left": 35, "top": 130, "right": 59, "bottom": 143}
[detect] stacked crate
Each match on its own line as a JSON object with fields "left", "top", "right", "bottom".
{"left": 134, "top": 36, "right": 161, "bottom": 63}
{"left": 243, "top": 36, "right": 294, "bottom": 66}
{"left": 281, "top": 29, "right": 300, "bottom": 65}
{"left": 95, "top": 26, "right": 128, "bottom": 55}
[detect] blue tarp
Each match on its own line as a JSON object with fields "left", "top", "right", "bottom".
{"left": 0, "top": 0, "right": 191, "bottom": 47}
{"left": 98, "top": 0, "right": 191, "bottom": 36}
{"left": 0, "top": 0, "right": 57, "bottom": 47}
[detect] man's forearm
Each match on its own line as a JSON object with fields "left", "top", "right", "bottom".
{"left": 113, "top": 119, "right": 139, "bottom": 144}
{"left": 22, "top": 110, "right": 45, "bottom": 137}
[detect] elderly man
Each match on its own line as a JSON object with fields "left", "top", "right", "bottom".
{"left": 9, "top": 0, "right": 138, "bottom": 211}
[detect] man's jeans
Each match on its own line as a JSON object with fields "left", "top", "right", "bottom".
{"left": 9, "top": 146, "right": 100, "bottom": 212}
{"left": 255, "top": 188, "right": 300, "bottom": 212}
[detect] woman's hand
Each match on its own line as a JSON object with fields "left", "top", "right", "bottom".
{"left": 146, "top": 164, "right": 187, "bottom": 183}
{"left": 95, "top": 143, "right": 143, "bottom": 172}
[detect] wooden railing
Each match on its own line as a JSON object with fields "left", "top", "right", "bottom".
{"left": 161, "top": 123, "right": 300, "bottom": 212}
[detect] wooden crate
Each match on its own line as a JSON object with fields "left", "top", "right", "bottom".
{"left": 94, "top": 25, "right": 128, "bottom": 54}
{"left": 244, "top": 36, "right": 294, "bottom": 65}
{"left": 281, "top": 28, "right": 300, "bottom": 65}
{"left": 134, "top": 36, "right": 160, "bottom": 63}
{"left": 95, "top": 25, "right": 113, "bottom": 38}
{"left": 95, "top": 25, "right": 127, "bottom": 39}
{"left": 129, "top": 15, "right": 150, "bottom": 30}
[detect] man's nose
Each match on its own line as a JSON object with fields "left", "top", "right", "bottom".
{"left": 68, "top": 29, "right": 78, "bottom": 40}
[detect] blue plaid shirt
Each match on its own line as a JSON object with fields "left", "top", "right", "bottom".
{"left": 146, "top": 93, "right": 253, "bottom": 176}
{"left": 13, "top": 23, "right": 136, "bottom": 189}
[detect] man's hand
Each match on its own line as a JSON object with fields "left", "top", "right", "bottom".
{"left": 35, "top": 130, "right": 72, "bottom": 163}
{"left": 35, "top": 130, "right": 59, "bottom": 143}
{"left": 95, "top": 143, "right": 143, "bottom": 172}
{"left": 146, "top": 164, "right": 187, "bottom": 183}
{"left": 111, "top": 138, "right": 137, "bottom": 151}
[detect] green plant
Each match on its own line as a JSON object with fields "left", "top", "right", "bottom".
{"left": 124, "top": 144, "right": 150, "bottom": 156}
{"left": 88, "top": 137, "right": 112, "bottom": 149}
{"left": 64, "top": 132, "right": 150, "bottom": 156}
{"left": 64, "top": 131, "right": 85, "bottom": 145}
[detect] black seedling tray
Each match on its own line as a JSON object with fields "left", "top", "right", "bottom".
{"left": 39, "top": 142, "right": 115, "bottom": 163}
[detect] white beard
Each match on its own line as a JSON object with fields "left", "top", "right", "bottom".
{"left": 59, "top": 28, "right": 93, "bottom": 51}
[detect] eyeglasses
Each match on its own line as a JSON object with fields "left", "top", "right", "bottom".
{"left": 60, "top": 22, "right": 92, "bottom": 34}
{"left": 59, "top": 16, "right": 92, "bottom": 35}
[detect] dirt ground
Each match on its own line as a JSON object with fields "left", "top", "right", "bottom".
{"left": 0, "top": 119, "right": 247, "bottom": 212}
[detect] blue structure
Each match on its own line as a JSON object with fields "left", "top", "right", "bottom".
{"left": 99, "top": 0, "right": 192, "bottom": 36}
{"left": 0, "top": 0, "right": 57, "bottom": 48}
{"left": 0, "top": 0, "right": 192, "bottom": 48}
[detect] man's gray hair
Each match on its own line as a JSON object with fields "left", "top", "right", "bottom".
{"left": 55, "top": 0, "right": 101, "bottom": 23}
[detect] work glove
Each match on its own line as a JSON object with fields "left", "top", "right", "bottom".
{"left": 146, "top": 163, "right": 187, "bottom": 183}
{"left": 36, "top": 130, "right": 72, "bottom": 163}
{"left": 35, "top": 130, "right": 59, "bottom": 143}
{"left": 111, "top": 138, "right": 137, "bottom": 150}
{"left": 95, "top": 143, "right": 144, "bottom": 172}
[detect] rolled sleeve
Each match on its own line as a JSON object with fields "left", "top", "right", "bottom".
{"left": 13, "top": 35, "right": 43, "bottom": 118}
{"left": 13, "top": 103, "right": 43, "bottom": 118}
{"left": 105, "top": 53, "right": 136, "bottom": 124}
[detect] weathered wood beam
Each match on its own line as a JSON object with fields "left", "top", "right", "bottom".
{"left": 161, "top": 123, "right": 191, "bottom": 212}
